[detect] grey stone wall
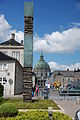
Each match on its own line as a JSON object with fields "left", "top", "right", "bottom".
{"left": 23, "top": 67, "right": 32, "bottom": 101}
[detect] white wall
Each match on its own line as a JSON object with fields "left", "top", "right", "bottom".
{"left": 0, "top": 46, "right": 24, "bottom": 66}
{"left": 0, "top": 61, "right": 15, "bottom": 97}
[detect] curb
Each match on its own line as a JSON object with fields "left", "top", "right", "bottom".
{"left": 18, "top": 109, "right": 63, "bottom": 113}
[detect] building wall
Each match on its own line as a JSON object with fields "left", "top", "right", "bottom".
{"left": 0, "top": 46, "right": 24, "bottom": 66}
{"left": 0, "top": 61, "right": 15, "bottom": 97}
{"left": 74, "top": 70, "right": 80, "bottom": 86}
{"left": 0, "top": 60, "right": 23, "bottom": 97}
{"left": 50, "top": 70, "right": 75, "bottom": 87}
{"left": 34, "top": 68, "right": 50, "bottom": 88}
{"left": 14, "top": 61, "right": 23, "bottom": 94}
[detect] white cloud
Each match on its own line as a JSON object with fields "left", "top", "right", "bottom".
{"left": 0, "top": 14, "right": 80, "bottom": 54}
{"left": 72, "top": 22, "right": 80, "bottom": 27}
{"left": 48, "top": 61, "right": 80, "bottom": 72}
{"left": 33, "top": 27, "right": 80, "bottom": 53}
{"left": 0, "top": 14, "right": 24, "bottom": 43}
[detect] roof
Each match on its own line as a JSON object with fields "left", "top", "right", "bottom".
{"left": 51, "top": 70, "right": 74, "bottom": 77}
{"left": 0, "top": 52, "right": 23, "bottom": 68}
{"left": 34, "top": 54, "right": 50, "bottom": 71}
{"left": 0, "top": 51, "right": 16, "bottom": 61}
{"left": 0, "top": 39, "right": 22, "bottom": 46}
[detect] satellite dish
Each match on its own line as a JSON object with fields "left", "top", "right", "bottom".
{"left": 9, "top": 79, "right": 13, "bottom": 85}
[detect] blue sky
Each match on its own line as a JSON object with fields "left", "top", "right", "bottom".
{"left": 0, "top": 0, "right": 80, "bottom": 71}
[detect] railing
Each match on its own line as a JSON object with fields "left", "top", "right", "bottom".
{"left": 59, "top": 92, "right": 80, "bottom": 96}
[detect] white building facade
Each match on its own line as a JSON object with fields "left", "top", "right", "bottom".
{"left": 0, "top": 52, "right": 23, "bottom": 97}
{"left": 0, "top": 33, "right": 24, "bottom": 66}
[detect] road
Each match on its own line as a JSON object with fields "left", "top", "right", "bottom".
{"left": 49, "top": 89, "right": 80, "bottom": 119}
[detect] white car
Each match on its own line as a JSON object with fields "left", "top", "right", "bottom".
{"left": 75, "top": 110, "right": 80, "bottom": 120}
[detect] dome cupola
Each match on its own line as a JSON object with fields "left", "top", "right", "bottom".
{"left": 34, "top": 53, "right": 50, "bottom": 71}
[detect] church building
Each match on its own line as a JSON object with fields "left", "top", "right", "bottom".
{"left": 34, "top": 53, "right": 51, "bottom": 88}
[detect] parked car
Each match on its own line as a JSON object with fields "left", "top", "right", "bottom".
{"left": 75, "top": 109, "right": 80, "bottom": 120}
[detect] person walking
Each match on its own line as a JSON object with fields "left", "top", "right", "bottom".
{"left": 36, "top": 85, "right": 39, "bottom": 96}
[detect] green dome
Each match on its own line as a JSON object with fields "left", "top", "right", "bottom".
{"left": 34, "top": 54, "right": 50, "bottom": 70}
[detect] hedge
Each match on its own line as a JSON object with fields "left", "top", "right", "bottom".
{"left": 0, "top": 111, "right": 72, "bottom": 120}
{"left": 0, "top": 103, "right": 18, "bottom": 117}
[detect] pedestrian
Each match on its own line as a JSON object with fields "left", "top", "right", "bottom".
{"left": 36, "top": 85, "right": 39, "bottom": 96}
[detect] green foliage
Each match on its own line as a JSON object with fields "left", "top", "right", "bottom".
{"left": 0, "top": 111, "right": 72, "bottom": 120}
{"left": 0, "top": 103, "right": 18, "bottom": 117}
{"left": 3, "top": 99, "right": 59, "bottom": 109}
{"left": 0, "top": 84, "right": 4, "bottom": 97}
{"left": 0, "top": 97, "right": 4, "bottom": 104}
{"left": 52, "top": 112, "right": 72, "bottom": 120}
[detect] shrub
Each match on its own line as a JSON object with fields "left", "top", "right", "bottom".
{"left": 0, "top": 111, "right": 72, "bottom": 120}
{"left": 53, "top": 112, "right": 72, "bottom": 120}
{"left": 2, "top": 99, "right": 59, "bottom": 110}
{"left": 0, "top": 97, "right": 4, "bottom": 104}
{"left": 0, "top": 84, "right": 4, "bottom": 97}
{"left": 0, "top": 103, "right": 18, "bottom": 117}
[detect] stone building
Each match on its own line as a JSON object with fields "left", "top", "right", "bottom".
{"left": 34, "top": 54, "right": 51, "bottom": 88}
{"left": 0, "top": 33, "right": 24, "bottom": 66}
{"left": 0, "top": 52, "right": 23, "bottom": 97}
{"left": 50, "top": 69, "right": 75, "bottom": 87}
{"left": 74, "top": 69, "right": 80, "bottom": 86}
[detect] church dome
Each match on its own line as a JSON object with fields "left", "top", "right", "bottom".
{"left": 34, "top": 54, "right": 50, "bottom": 71}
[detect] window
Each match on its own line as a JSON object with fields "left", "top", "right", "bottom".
{"left": 0, "top": 78, "right": 2, "bottom": 81}
{"left": 0, "top": 64, "right": 2, "bottom": 70}
{"left": 0, "top": 78, "right": 2, "bottom": 84}
{"left": 68, "top": 78, "right": 70, "bottom": 82}
{"left": 0, "top": 78, "right": 7, "bottom": 85}
{"left": 41, "top": 73, "right": 43, "bottom": 76}
{"left": 12, "top": 51, "right": 20, "bottom": 61}
{"left": 3, "top": 64, "right": 7, "bottom": 70}
{"left": 3, "top": 78, "right": 7, "bottom": 84}
{"left": 46, "top": 73, "right": 47, "bottom": 77}
{"left": 0, "top": 64, "right": 7, "bottom": 70}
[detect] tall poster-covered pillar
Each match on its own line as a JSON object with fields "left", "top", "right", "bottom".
{"left": 23, "top": 2, "right": 33, "bottom": 101}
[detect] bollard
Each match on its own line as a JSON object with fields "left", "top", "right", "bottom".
{"left": 48, "top": 107, "right": 53, "bottom": 119}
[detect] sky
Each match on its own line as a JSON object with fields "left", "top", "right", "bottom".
{"left": 0, "top": 0, "right": 80, "bottom": 71}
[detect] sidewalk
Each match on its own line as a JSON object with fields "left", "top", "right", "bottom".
{"left": 54, "top": 99, "right": 80, "bottom": 119}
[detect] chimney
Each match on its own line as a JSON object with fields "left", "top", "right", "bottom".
{"left": 21, "top": 40, "right": 24, "bottom": 45}
{"left": 11, "top": 33, "right": 15, "bottom": 39}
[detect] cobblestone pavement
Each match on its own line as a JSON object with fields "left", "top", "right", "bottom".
{"left": 49, "top": 89, "right": 80, "bottom": 119}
